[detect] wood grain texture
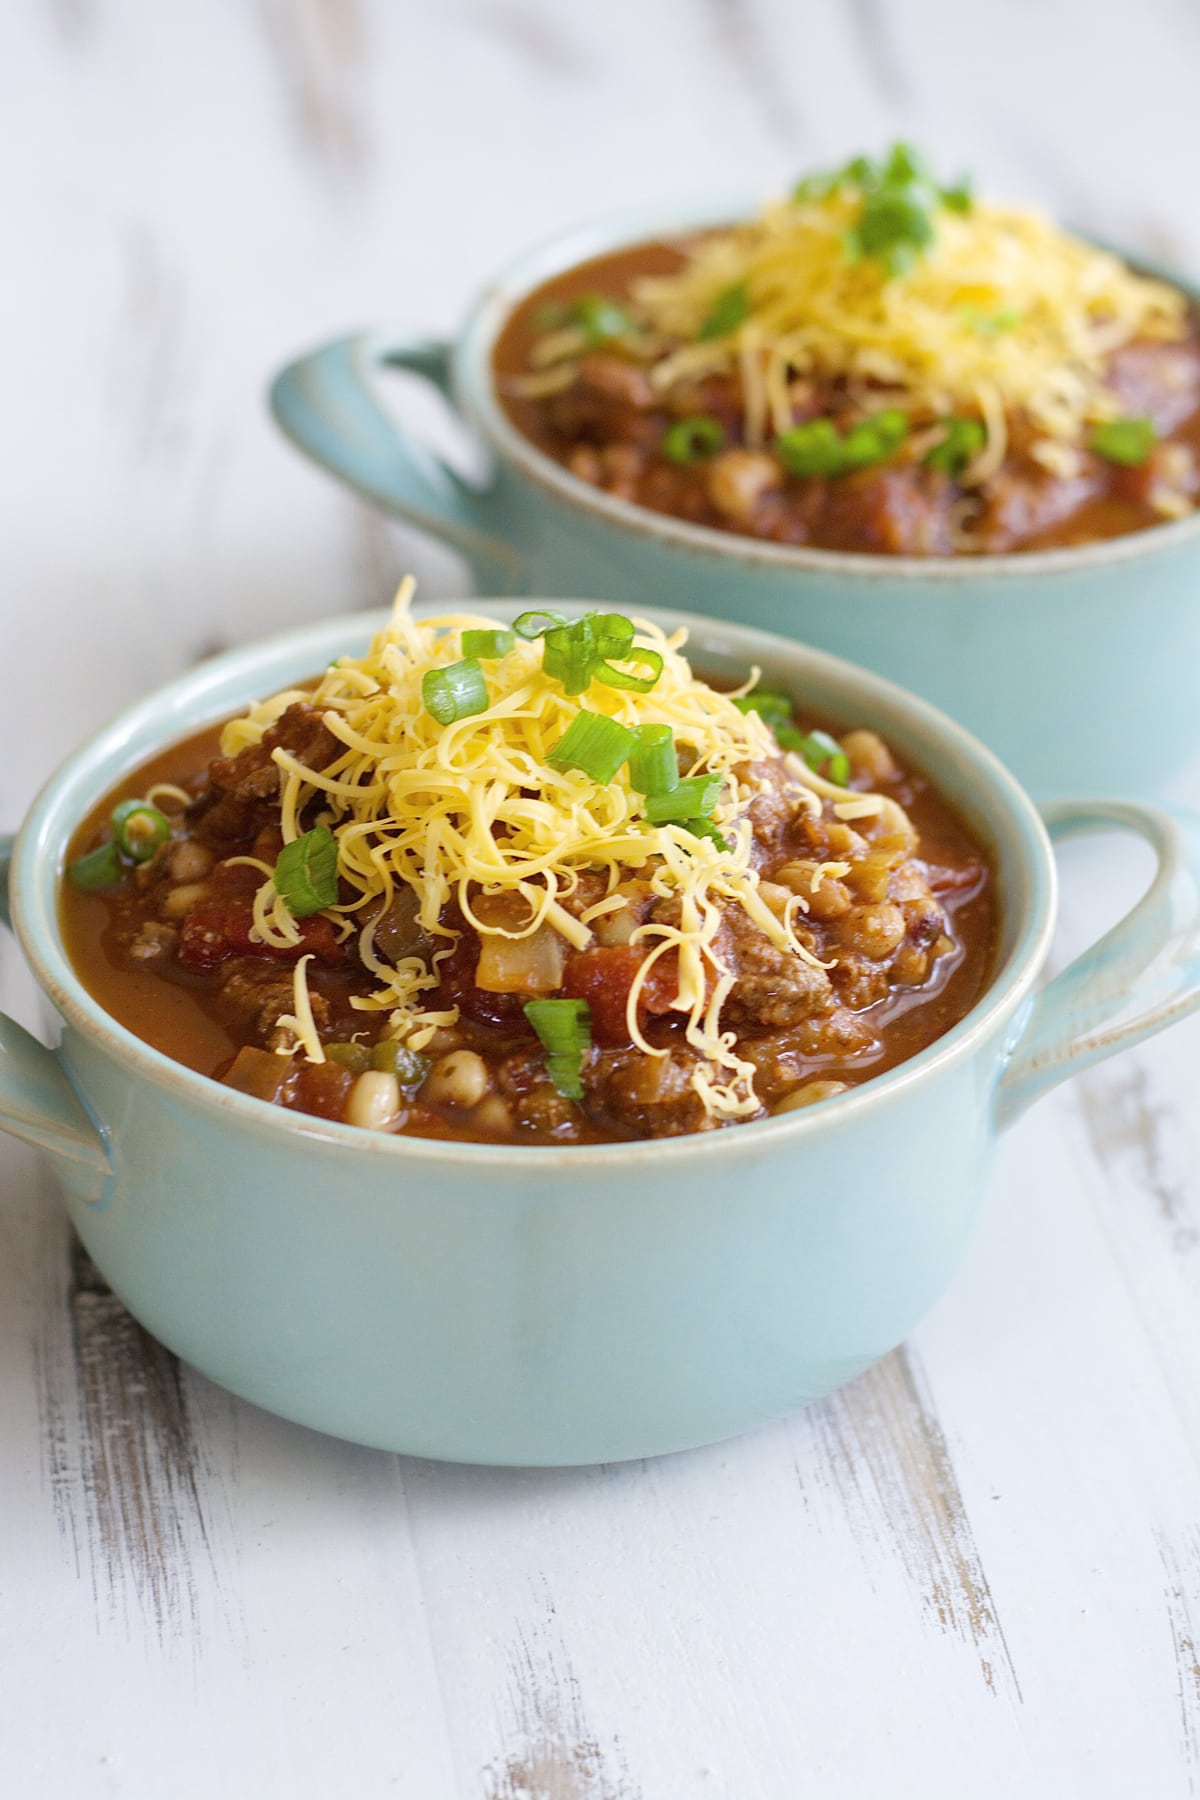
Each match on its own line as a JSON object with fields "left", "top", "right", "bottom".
{"left": 3, "top": 1, "right": 1200, "bottom": 1794}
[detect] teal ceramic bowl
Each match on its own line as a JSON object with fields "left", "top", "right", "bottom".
{"left": 270, "top": 202, "right": 1200, "bottom": 797}
{"left": 4, "top": 601, "right": 1200, "bottom": 1466}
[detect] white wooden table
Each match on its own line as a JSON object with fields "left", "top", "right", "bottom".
{"left": 4, "top": 5, "right": 1200, "bottom": 1794}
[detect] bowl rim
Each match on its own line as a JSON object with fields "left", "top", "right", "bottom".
{"left": 452, "top": 194, "right": 1200, "bottom": 583}
{"left": 11, "top": 599, "right": 1055, "bottom": 1168}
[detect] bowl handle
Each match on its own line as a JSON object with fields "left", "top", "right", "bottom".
{"left": 995, "top": 800, "right": 1200, "bottom": 1130}
{"left": 0, "top": 837, "right": 111, "bottom": 1175}
{"left": 268, "top": 329, "right": 522, "bottom": 587}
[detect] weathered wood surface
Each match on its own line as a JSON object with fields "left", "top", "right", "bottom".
{"left": 3, "top": 3, "right": 1200, "bottom": 1794}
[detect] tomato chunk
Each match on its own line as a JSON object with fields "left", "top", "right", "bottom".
{"left": 178, "top": 902, "right": 345, "bottom": 973}
{"left": 562, "top": 946, "right": 679, "bottom": 1046}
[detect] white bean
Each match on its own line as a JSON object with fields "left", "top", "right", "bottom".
{"left": 161, "top": 881, "right": 209, "bottom": 919}
{"left": 425, "top": 1050, "right": 490, "bottom": 1110}
{"left": 346, "top": 1070, "right": 400, "bottom": 1131}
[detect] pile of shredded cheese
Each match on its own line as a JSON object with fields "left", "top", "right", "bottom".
{"left": 224, "top": 581, "right": 901, "bottom": 1121}
{"left": 567, "top": 189, "right": 1187, "bottom": 483}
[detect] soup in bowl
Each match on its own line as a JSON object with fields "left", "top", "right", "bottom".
{"left": 4, "top": 597, "right": 1200, "bottom": 1464}
{"left": 270, "top": 150, "right": 1200, "bottom": 794}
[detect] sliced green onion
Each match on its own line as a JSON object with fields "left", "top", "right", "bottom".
{"left": 66, "top": 840, "right": 123, "bottom": 891}
{"left": 682, "top": 817, "right": 730, "bottom": 850}
{"left": 779, "top": 727, "right": 851, "bottom": 787}
{"left": 734, "top": 689, "right": 794, "bottom": 730}
{"left": 542, "top": 621, "right": 597, "bottom": 696}
{"left": 872, "top": 408, "right": 910, "bottom": 449}
{"left": 547, "top": 710, "right": 638, "bottom": 784}
{"left": 274, "top": 825, "right": 339, "bottom": 917}
{"left": 369, "top": 1040, "right": 431, "bottom": 1089}
{"left": 628, "top": 724, "right": 679, "bottom": 796}
{"left": 570, "top": 294, "right": 635, "bottom": 346}
{"left": 923, "top": 417, "right": 987, "bottom": 477}
{"left": 961, "top": 305, "right": 1019, "bottom": 337}
{"left": 513, "top": 609, "right": 569, "bottom": 640}
{"left": 1090, "top": 416, "right": 1157, "bottom": 467}
{"left": 643, "top": 774, "right": 724, "bottom": 824}
{"left": 776, "top": 418, "right": 845, "bottom": 477}
{"left": 523, "top": 997, "right": 592, "bottom": 1100}
{"left": 461, "top": 628, "right": 515, "bottom": 660}
{"left": 699, "top": 282, "right": 749, "bottom": 341}
{"left": 593, "top": 613, "right": 635, "bottom": 658}
{"left": 422, "top": 657, "right": 489, "bottom": 725}
{"left": 326, "top": 1040, "right": 370, "bottom": 1074}
{"left": 662, "top": 415, "right": 725, "bottom": 465}
{"left": 110, "top": 798, "right": 171, "bottom": 863}
{"left": 940, "top": 180, "right": 973, "bottom": 214}
{"left": 592, "top": 647, "right": 664, "bottom": 694}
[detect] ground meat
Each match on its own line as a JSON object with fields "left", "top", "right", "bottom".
{"left": 972, "top": 458, "right": 1106, "bottom": 553}
{"left": 125, "top": 920, "right": 178, "bottom": 963}
{"left": 585, "top": 1044, "right": 716, "bottom": 1137}
{"left": 495, "top": 1047, "right": 586, "bottom": 1139}
{"left": 191, "top": 704, "right": 340, "bottom": 846}
{"left": 737, "top": 1013, "right": 879, "bottom": 1100}
{"left": 717, "top": 905, "right": 836, "bottom": 1029}
{"left": 218, "top": 962, "right": 330, "bottom": 1048}
{"left": 1107, "top": 338, "right": 1200, "bottom": 436}
{"left": 816, "top": 466, "right": 958, "bottom": 555}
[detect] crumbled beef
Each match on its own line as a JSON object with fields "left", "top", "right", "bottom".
{"left": 125, "top": 919, "right": 178, "bottom": 963}
{"left": 810, "top": 467, "right": 958, "bottom": 555}
{"left": 495, "top": 1047, "right": 586, "bottom": 1139}
{"left": 716, "top": 905, "right": 836, "bottom": 1028}
{"left": 972, "top": 459, "right": 1106, "bottom": 553}
{"left": 191, "top": 704, "right": 340, "bottom": 846}
{"left": 585, "top": 1045, "right": 716, "bottom": 1137}
{"left": 218, "top": 962, "right": 331, "bottom": 1048}
{"left": 1107, "top": 337, "right": 1200, "bottom": 436}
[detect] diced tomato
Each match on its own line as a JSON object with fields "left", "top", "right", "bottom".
{"left": 177, "top": 902, "right": 346, "bottom": 973}
{"left": 562, "top": 946, "right": 679, "bottom": 1046}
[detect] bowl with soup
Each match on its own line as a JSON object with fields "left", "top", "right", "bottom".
{"left": 4, "top": 592, "right": 1200, "bottom": 1464}
{"left": 270, "top": 147, "right": 1200, "bottom": 794}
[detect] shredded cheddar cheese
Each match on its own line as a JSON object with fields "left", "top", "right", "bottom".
{"left": 227, "top": 581, "right": 895, "bottom": 1120}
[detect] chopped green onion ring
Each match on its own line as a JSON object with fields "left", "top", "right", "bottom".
{"left": 779, "top": 727, "right": 851, "bottom": 787}
{"left": 524, "top": 997, "right": 592, "bottom": 1100}
{"left": 110, "top": 798, "right": 171, "bottom": 863}
{"left": 274, "top": 825, "right": 339, "bottom": 918}
{"left": 643, "top": 774, "right": 724, "bottom": 824}
{"left": 923, "top": 416, "right": 986, "bottom": 477}
{"left": 422, "top": 657, "right": 489, "bottom": 725}
{"left": 461, "top": 628, "right": 515, "bottom": 660}
{"left": 662, "top": 415, "right": 725, "bottom": 465}
{"left": 682, "top": 817, "right": 730, "bottom": 850}
{"left": 735, "top": 689, "right": 794, "bottom": 730}
{"left": 513, "top": 609, "right": 570, "bottom": 640}
{"left": 628, "top": 724, "right": 679, "bottom": 796}
{"left": 698, "top": 282, "right": 749, "bottom": 342}
{"left": 570, "top": 294, "right": 635, "bottom": 346}
{"left": 592, "top": 647, "right": 664, "bottom": 694}
{"left": 547, "top": 710, "right": 638, "bottom": 784}
{"left": 1089, "top": 416, "right": 1157, "bottom": 467}
{"left": 66, "top": 840, "right": 123, "bottom": 891}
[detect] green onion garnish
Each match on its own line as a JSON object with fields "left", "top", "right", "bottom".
{"left": 547, "top": 710, "right": 638, "bottom": 784}
{"left": 734, "top": 689, "right": 794, "bottom": 730}
{"left": 923, "top": 417, "right": 987, "bottom": 477}
{"left": 699, "top": 282, "right": 749, "bottom": 341}
{"left": 542, "top": 621, "right": 598, "bottom": 696}
{"left": 523, "top": 997, "right": 592, "bottom": 1100}
{"left": 682, "top": 817, "right": 730, "bottom": 850}
{"left": 643, "top": 774, "right": 724, "bottom": 824}
{"left": 369, "top": 1040, "right": 431, "bottom": 1089}
{"left": 274, "top": 825, "right": 339, "bottom": 917}
{"left": 461, "top": 628, "right": 515, "bottom": 660}
{"left": 776, "top": 410, "right": 908, "bottom": 479}
{"left": 961, "top": 305, "right": 1020, "bottom": 337}
{"left": 778, "top": 727, "right": 850, "bottom": 787}
{"left": 569, "top": 294, "right": 636, "bottom": 346}
{"left": 792, "top": 143, "right": 971, "bottom": 279}
{"left": 66, "top": 841, "right": 123, "bottom": 891}
{"left": 1090, "top": 416, "right": 1157, "bottom": 467}
{"left": 422, "top": 657, "right": 489, "bottom": 725}
{"left": 513, "top": 609, "right": 569, "bottom": 640}
{"left": 662, "top": 415, "right": 725, "bottom": 465}
{"left": 628, "top": 724, "right": 679, "bottom": 796}
{"left": 110, "top": 798, "right": 171, "bottom": 863}
{"left": 592, "top": 647, "right": 664, "bottom": 694}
